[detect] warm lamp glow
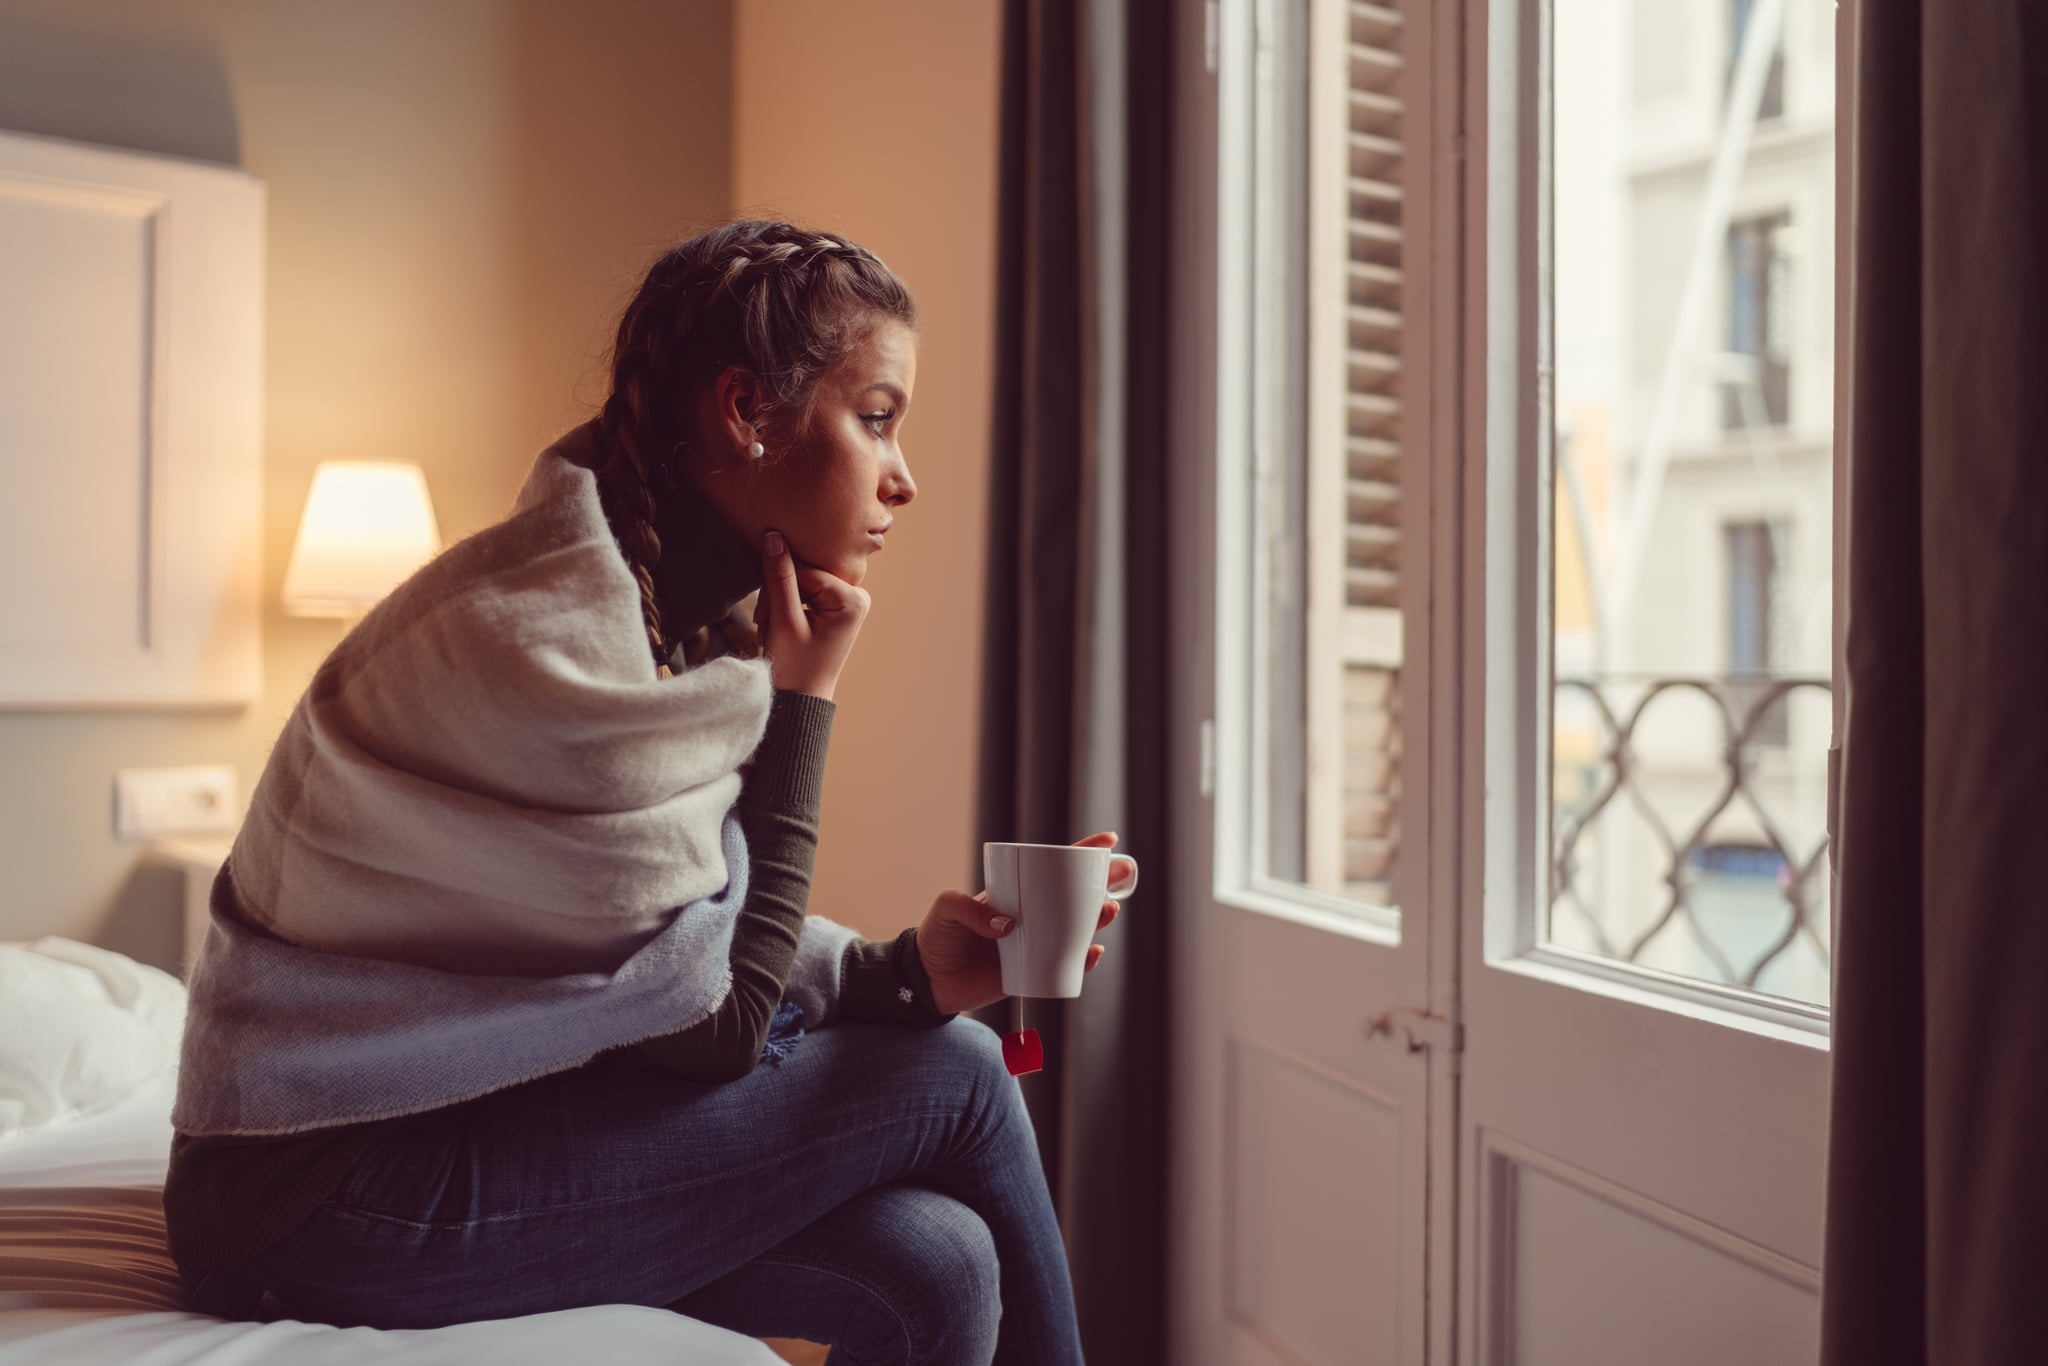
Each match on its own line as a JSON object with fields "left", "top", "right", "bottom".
{"left": 281, "top": 461, "right": 442, "bottom": 617}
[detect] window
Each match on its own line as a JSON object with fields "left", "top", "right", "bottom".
{"left": 1219, "top": 0, "right": 1424, "bottom": 929}
{"left": 1546, "top": 0, "right": 1832, "bottom": 1007}
{"left": 1725, "top": 521, "right": 1774, "bottom": 674}
{"left": 1723, "top": 212, "right": 1793, "bottom": 430}
{"left": 1725, "top": 519, "right": 1789, "bottom": 746}
{"left": 1727, "top": 0, "right": 1785, "bottom": 122}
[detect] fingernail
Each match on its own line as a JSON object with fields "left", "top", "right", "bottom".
{"left": 765, "top": 530, "right": 785, "bottom": 556}
{"left": 990, "top": 915, "right": 1013, "bottom": 933}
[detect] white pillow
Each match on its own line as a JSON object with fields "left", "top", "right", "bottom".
{"left": 0, "top": 937, "right": 186, "bottom": 1140}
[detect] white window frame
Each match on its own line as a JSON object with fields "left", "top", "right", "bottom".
{"left": 1471, "top": 0, "right": 1853, "bottom": 1044}
{"left": 1211, "top": 0, "right": 1438, "bottom": 948}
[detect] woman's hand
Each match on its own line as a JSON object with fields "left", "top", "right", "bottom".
{"left": 915, "top": 831, "right": 1137, "bottom": 1016}
{"left": 754, "top": 529, "right": 869, "bottom": 701}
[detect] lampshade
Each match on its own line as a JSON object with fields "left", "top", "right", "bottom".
{"left": 281, "top": 461, "right": 442, "bottom": 617}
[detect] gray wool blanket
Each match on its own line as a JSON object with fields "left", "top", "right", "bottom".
{"left": 172, "top": 423, "right": 857, "bottom": 1137}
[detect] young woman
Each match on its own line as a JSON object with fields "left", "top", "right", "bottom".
{"left": 161, "top": 219, "right": 1131, "bottom": 1366}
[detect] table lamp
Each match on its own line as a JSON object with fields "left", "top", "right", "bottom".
{"left": 280, "top": 461, "right": 442, "bottom": 620}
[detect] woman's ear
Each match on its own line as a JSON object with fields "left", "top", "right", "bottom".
{"left": 713, "top": 364, "right": 762, "bottom": 449}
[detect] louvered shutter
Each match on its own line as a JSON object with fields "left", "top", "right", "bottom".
{"left": 1340, "top": 0, "right": 1403, "bottom": 904}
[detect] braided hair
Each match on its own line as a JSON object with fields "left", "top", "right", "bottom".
{"left": 578, "top": 219, "right": 918, "bottom": 676}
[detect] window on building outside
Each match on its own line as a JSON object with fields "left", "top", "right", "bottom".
{"left": 1724, "top": 212, "right": 1793, "bottom": 430}
{"left": 1725, "top": 519, "right": 1788, "bottom": 746}
{"left": 1727, "top": 0, "right": 1786, "bottom": 121}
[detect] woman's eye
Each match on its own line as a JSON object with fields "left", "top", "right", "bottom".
{"left": 862, "top": 410, "right": 893, "bottom": 436}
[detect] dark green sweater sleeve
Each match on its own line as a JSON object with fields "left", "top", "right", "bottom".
{"left": 628, "top": 689, "right": 951, "bottom": 1081}
{"left": 838, "top": 926, "right": 959, "bottom": 1028}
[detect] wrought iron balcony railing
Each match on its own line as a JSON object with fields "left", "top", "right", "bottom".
{"left": 1551, "top": 673, "right": 1832, "bottom": 999}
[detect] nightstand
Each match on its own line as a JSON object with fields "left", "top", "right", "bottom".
{"left": 150, "top": 837, "right": 234, "bottom": 980}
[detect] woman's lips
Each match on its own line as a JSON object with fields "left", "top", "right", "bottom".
{"left": 866, "top": 530, "right": 887, "bottom": 550}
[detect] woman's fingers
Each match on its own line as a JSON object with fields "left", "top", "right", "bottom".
{"left": 1084, "top": 944, "right": 1106, "bottom": 971}
{"left": 790, "top": 565, "right": 870, "bottom": 617}
{"left": 759, "top": 530, "right": 806, "bottom": 640}
{"left": 945, "top": 888, "right": 1015, "bottom": 939}
{"left": 787, "top": 566, "right": 872, "bottom": 640}
{"left": 957, "top": 880, "right": 1119, "bottom": 947}
{"left": 1072, "top": 830, "right": 1117, "bottom": 849}
{"left": 791, "top": 564, "right": 850, "bottom": 597}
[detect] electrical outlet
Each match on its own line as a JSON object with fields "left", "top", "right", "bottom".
{"left": 113, "top": 765, "right": 240, "bottom": 840}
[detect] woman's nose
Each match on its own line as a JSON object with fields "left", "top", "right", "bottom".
{"left": 886, "top": 456, "right": 917, "bottom": 507}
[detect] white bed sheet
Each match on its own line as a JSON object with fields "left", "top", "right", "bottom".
{"left": 0, "top": 1071, "right": 781, "bottom": 1365}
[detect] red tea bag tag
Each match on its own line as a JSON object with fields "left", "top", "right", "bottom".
{"left": 1001, "top": 1028, "right": 1044, "bottom": 1076}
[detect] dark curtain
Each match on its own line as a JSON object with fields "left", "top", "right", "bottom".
{"left": 1820, "top": 3, "right": 2048, "bottom": 1361}
{"left": 972, "top": 0, "right": 1175, "bottom": 1361}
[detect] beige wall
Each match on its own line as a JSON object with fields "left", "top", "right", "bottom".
{"left": 0, "top": 0, "right": 735, "bottom": 968}
{"left": 0, "top": 0, "right": 999, "bottom": 966}
{"left": 733, "top": 0, "right": 1001, "bottom": 936}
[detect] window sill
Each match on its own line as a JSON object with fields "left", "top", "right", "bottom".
{"left": 1211, "top": 879, "right": 1402, "bottom": 948}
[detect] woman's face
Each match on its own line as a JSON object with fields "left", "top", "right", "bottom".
{"left": 691, "top": 317, "right": 919, "bottom": 588}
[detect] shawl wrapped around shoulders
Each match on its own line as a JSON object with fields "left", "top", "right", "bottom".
{"left": 170, "top": 423, "right": 853, "bottom": 1137}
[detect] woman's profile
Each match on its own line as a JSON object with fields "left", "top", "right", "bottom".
{"left": 160, "top": 218, "right": 1129, "bottom": 1366}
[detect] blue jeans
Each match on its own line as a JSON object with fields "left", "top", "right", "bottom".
{"left": 177, "top": 1017, "right": 1084, "bottom": 1366}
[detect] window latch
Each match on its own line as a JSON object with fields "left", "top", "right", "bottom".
{"left": 1364, "top": 1006, "right": 1464, "bottom": 1055}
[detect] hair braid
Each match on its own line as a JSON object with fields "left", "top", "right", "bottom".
{"left": 596, "top": 370, "right": 670, "bottom": 671}
{"left": 589, "top": 255, "right": 700, "bottom": 674}
{"left": 585, "top": 220, "right": 918, "bottom": 677}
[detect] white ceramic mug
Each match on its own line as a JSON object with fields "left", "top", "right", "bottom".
{"left": 984, "top": 842, "right": 1140, "bottom": 998}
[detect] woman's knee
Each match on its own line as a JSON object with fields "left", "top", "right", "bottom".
{"left": 908, "top": 1016, "right": 1014, "bottom": 1093}
{"left": 666, "top": 1184, "right": 1000, "bottom": 1366}
{"left": 814, "top": 1186, "right": 1001, "bottom": 1366}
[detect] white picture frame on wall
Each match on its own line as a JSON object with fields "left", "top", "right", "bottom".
{"left": 0, "top": 126, "right": 263, "bottom": 709}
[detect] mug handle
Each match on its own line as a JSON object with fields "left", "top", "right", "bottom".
{"left": 1106, "top": 855, "right": 1140, "bottom": 900}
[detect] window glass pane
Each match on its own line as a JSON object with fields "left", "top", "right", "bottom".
{"left": 1548, "top": 0, "right": 1833, "bottom": 1005}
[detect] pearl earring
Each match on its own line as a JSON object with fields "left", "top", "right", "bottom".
{"left": 747, "top": 440, "right": 764, "bottom": 460}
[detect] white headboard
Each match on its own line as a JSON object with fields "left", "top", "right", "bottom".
{"left": 0, "top": 126, "right": 263, "bottom": 709}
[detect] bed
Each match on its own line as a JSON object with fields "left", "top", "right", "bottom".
{"left": 0, "top": 939, "right": 783, "bottom": 1365}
